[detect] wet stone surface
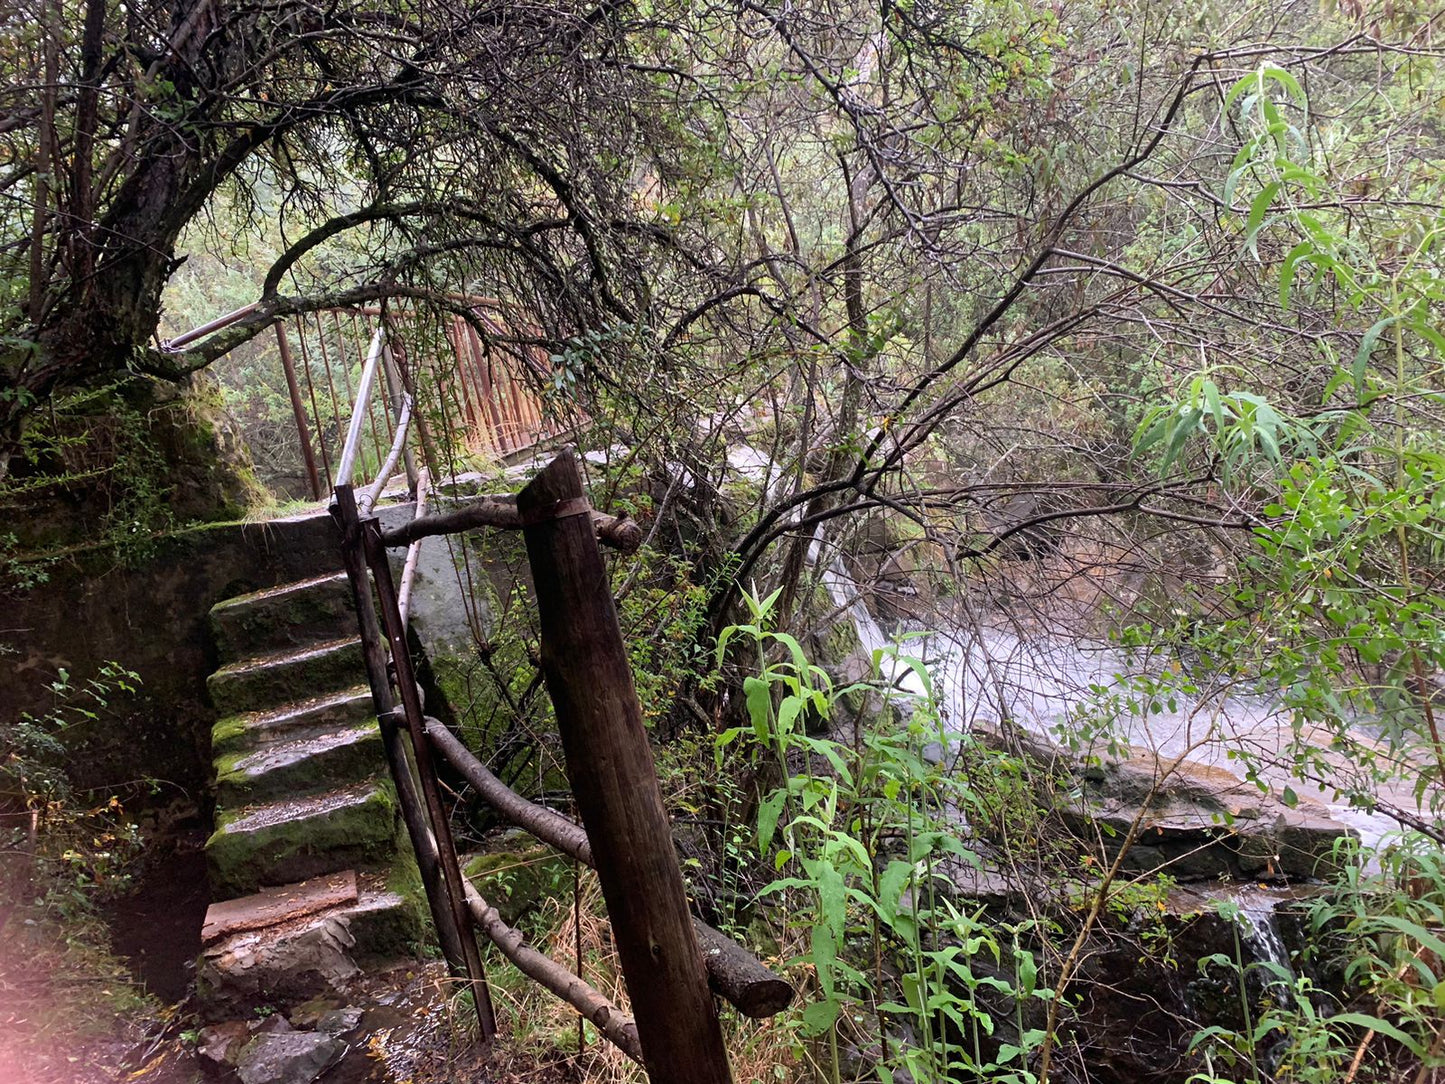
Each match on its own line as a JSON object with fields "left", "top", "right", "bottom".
{"left": 191, "top": 961, "right": 485, "bottom": 1084}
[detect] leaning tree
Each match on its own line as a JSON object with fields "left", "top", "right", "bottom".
{"left": 0, "top": 0, "right": 733, "bottom": 478}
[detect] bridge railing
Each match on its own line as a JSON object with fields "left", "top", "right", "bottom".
{"left": 162, "top": 300, "right": 566, "bottom": 502}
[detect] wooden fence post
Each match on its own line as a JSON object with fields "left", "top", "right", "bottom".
{"left": 360, "top": 514, "right": 498, "bottom": 1041}
{"left": 330, "top": 485, "right": 478, "bottom": 1017}
{"left": 518, "top": 452, "right": 733, "bottom": 1084}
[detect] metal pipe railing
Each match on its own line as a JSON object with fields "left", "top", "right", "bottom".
{"left": 161, "top": 301, "right": 260, "bottom": 351}
{"left": 396, "top": 467, "right": 430, "bottom": 628}
{"left": 380, "top": 341, "right": 419, "bottom": 493}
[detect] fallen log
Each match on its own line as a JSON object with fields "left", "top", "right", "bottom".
{"left": 460, "top": 879, "right": 643, "bottom": 1063}
{"left": 380, "top": 494, "right": 642, "bottom": 552}
{"left": 427, "top": 718, "right": 794, "bottom": 1019}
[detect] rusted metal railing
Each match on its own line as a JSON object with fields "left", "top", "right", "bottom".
{"left": 162, "top": 300, "right": 565, "bottom": 502}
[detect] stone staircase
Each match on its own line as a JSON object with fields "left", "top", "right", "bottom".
{"left": 198, "top": 571, "right": 421, "bottom": 1007}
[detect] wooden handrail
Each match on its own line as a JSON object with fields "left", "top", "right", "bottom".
{"left": 361, "top": 516, "right": 497, "bottom": 1038}
{"left": 381, "top": 495, "right": 642, "bottom": 552}
{"left": 426, "top": 717, "right": 795, "bottom": 1019}
{"left": 460, "top": 880, "right": 644, "bottom": 1063}
{"left": 334, "top": 325, "right": 386, "bottom": 488}
{"left": 358, "top": 393, "right": 413, "bottom": 515}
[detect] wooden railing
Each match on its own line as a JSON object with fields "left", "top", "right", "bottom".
{"left": 170, "top": 301, "right": 789, "bottom": 1079}
{"left": 329, "top": 454, "right": 792, "bottom": 1082}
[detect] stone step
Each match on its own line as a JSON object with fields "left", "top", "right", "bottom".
{"left": 197, "top": 870, "right": 421, "bottom": 1010}
{"left": 207, "top": 637, "right": 366, "bottom": 717}
{"left": 202, "top": 870, "right": 361, "bottom": 944}
{"left": 215, "top": 721, "right": 385, "bottom": 806}
{"left": 212, "top": 686, "right": 376, "bottom": 760}
{"left": 206, "top": 781, "right": 399, "bottom": 898}
{"left": 209, "top": 572, "right": 357, "bottom": 662}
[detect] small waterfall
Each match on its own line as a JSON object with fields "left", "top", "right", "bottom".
{"left": 1239, "top": 905, "right": 1290, "bottom": 973}
{"left": 814, "top": 544, "right": 924, "bottom": 701}
{"left": 820, "top": 558, "right": 889, "bottom": 657}
{"left": 808, "top": 527, "right": 1400, "bottom": 854}
{"left": 1217, "top": 888, "right": 1297, "bottom": 1003}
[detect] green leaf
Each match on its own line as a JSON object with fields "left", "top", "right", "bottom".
{"left": 876, "top": 860, "right": 915, "bottom": 924}
{"left": 800, "top": 999, "right": 840, "bottom": 1036}
{"left": 1201, "top": 377, "right": 1224, "bottom": 431}
{"left": 1353, "top": 315, "right": 1402, "bottom": 392}
{"left": 1222, "top": 74, "right": 1257, "bottom": 117}
{"left": 1330, "top": 1012, "right": 1427, "bottom": 1059}
{"left": 743, "top": 676, "right": 772, "bottom": 739}
{"left": 756, "top": 790, "right": 786, "bottom": 855}
{"left": 1366, "top": 915, "right": 1445, "bottom": 966}
{"left": 1279, "top": 241, "right": 1315, "bottom": 308}
{"left": 775, "top": 695, "right": 803, "bottom": 737}
{"left": 1413, "top": 318, "right": 1445, "bottom": 361}
{"left": 1161, "top": 407, "right": 1204, "bottom": 472}
{"left": 1223, "top": 162, "right": 1250, "bottom": 208}
{"left": 769, "top": 631, "right": 811, "bottom": 677}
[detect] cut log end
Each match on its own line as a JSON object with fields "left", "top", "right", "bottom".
{"left": 693, "top": 920, "right": 795, "bottom": 1018}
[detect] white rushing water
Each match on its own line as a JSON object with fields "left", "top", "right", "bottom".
{"left": 1211, "top": 885, "right": 1298, "bottom": 1003}
{"left": 817, "top": 554, "right": 1411, "bottom": 856}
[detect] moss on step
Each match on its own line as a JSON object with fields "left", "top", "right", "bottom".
{"left": 209, "top": 574, "right": 357, "bottom": 661}
{"left": 214, "top": 722, "right": 384, "bottom": 805}
{"left": 207, "top": 638, "right": 366, "bottom": 715}
{"left": 206, "top": 782, "right": 399, "bottom": 897}
{"left": 211, "top": 714, "right": 250, "bottom": 756}
{"left": 210, "top": 687, "right": 375, "bottom": 759}
{"left": 345, "top": 864, "right": 427, "bottom": 962}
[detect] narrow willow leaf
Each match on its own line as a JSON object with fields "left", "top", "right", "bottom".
{"left": 1279, "top": 240, "right": 1316, "bottom": 308}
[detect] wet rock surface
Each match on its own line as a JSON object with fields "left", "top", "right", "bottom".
{"left": 189, "top": 961, "right": 489, "bottom": 1084}
{"left": 235, "top": 1026, "right": 344, "bottom": 1084}
{"left": 972, "top": 722, "right": 1357, "bottom": 883}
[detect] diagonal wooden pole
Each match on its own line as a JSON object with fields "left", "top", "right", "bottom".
{"left": 360, "top": 514, "right": 497, "bottom": 1042}
{"left": 331, "top": 485, "right": 471, "bottom": 979}
{"left": 518, "top": 451, "right": 733, "bottom": 1084}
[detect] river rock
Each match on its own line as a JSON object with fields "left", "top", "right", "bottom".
{"left": 971, "top": 724, "right": 1355, "bottom": 882}
{"left": 235, "top": 1030, "right": 344, "bottom": 1084}
{"left": 314, "top": 1007, "right": 364, "bottom": 1038}
{"left": 1073, "top": 746, "right": 1354, "bottom": 881}
{"left": 196, "top": 1020, "right": 252, "bottom": 1072}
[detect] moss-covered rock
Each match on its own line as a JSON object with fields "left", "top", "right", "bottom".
{"left": 0, "top": 373, "right": 261, "bottom": 555}
{"left": 463, "top": 839, "right": 572, "bottom": 927}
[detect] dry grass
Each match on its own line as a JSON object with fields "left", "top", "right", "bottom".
{"left": 480, "top": 870, "right": 814, "bottom": 1083}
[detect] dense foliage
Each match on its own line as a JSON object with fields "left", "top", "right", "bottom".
{"left": 7, "top": 0, "right": 1445, "bottom": 1080}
